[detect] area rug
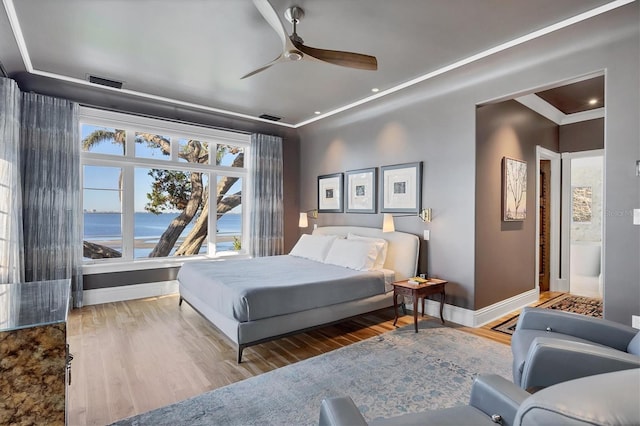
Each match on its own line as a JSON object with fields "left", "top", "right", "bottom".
{"left": 491, "top": 293, "right": 603, "bottom": 335}
{"left": 111, "top": 322, "right": 512, "bottom": 426}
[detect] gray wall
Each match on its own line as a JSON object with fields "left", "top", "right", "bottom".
{"left": 298, "top": 3, "right": 639, "bottom": 322}
{"left": 475, "top": 100, "right": 559, "bottom": 309}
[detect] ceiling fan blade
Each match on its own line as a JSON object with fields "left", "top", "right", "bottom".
{"left": 252, "top": 0, "right": 295, "bottom": 51}
{"left": 241, "top": 53, "right": 286, "bottom": 79}
{"left": 295, "top": 42, "right": 378, "bottom": 71}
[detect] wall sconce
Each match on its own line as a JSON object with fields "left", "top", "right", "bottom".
{"left": 382, "top": 213, "right": 395, "bottom": 232}
{"left": 382, "top": 208, "right": 432, "bottom": 233}
{"left": 636, "top": 160, "right": 640, "bottom": 177}
{"left": 419, "top": 208, "right": 432, "bottom": 223}
{"left": 298, "top": 209, "right": 318, "bottom": 228}
{"left": 298, "top": 213, "right": 308, "bottom": 228}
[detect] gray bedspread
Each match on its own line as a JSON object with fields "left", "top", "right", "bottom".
{"left": 177, "top": 255, "right": 386, "bottom": 322}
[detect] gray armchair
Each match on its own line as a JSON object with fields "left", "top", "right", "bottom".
{"left": 512, "top": 306, "right": 640, "bottom": 390}
{"left": 319, "top": 369, "right": 640, "bottom": 426}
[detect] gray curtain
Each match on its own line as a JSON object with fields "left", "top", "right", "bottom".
{"left": 249, "top": 133, "right": 284, "bottom": 257}
{"left": 0, "top": 78, "right": 24, "bottom": 284}
{"left": 20, "top": 92, "right": 83, "bottom": 307}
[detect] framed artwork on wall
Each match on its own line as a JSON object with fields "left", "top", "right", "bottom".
{"left": 503, "top": 157, "right": 527, "bottom": 221}
{"left": 380, "top": 162, "right": 422, "bottom": 213}
{"left": 572, "top": 186, "right": 593, "bottom": 223}
{"left": 318, "top": 173, "right": 343, "bottom": 213}
{"left": 345, "top": 167, "right": 377, "bottom": 213}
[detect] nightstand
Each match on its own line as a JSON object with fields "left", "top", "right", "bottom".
{"left": 392, "top": 278, "right": 448, "bottom": 332}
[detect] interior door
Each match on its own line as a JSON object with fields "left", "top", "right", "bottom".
{"left": 561, "top": 151, "right": 604, "bottom": 299}
{"left": 539, "top": 160, "right": 551, "bottom": 292}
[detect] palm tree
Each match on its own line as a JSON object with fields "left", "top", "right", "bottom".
{"left": 82, "top": 130, "right": 242, "bottom": 258}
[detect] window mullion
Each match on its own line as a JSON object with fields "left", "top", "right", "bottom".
{"left": 208, "top": 171, "right": 216, "bottom": 256}
{"left": 122, "top": 165, "right": 135, "bottom": 260}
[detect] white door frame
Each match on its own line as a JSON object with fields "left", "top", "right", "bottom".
{"left": 560, "top": 149, "right": 605, "bottom": 294}
{"left": 535, "top": 146, "right": 561, "bottom": 292}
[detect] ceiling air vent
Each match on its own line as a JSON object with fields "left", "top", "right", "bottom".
{"left": 258, "top": 113, "right": 281, "bottom": 122}
{"left": 88, "top": 75, "right": 123, "bottom": 89}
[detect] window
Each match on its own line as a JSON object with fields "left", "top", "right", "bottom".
{"left": 80, "top": 107, "right": 250, "bottom": 265}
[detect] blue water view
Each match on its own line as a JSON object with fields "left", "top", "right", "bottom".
{"left": 84, "top": 212, "right": 241, "bottom": 258}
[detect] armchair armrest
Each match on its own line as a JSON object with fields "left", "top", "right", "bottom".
{"left": 516, "top": 307, "right": 637, "bottom": 351}
{"left": 469, "top": 375, "right": 530, "bottom": 426}
{"left": 520, "top": 337, "right": 640, "bottom": 390}
{"left": 319, "top": 397, "right": 368, "bottom": 426}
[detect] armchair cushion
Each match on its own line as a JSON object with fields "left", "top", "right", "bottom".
{"left": 515, "top": 369, "right": 640, "bottom": 426}
{"left": 519, "top": 337, "right": 640, "bottom": 390}
{"left": 512, "top": 307, "right": 640, "bottom": 389}
{"left": 511, "top": 329, "right": 610, "bottom": 385}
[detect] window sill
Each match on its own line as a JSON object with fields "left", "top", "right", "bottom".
{"left": 82, "top": 252, "right": 251, "bottom": 275}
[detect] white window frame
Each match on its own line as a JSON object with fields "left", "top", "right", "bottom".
{"left": 79, "top": 107, "right": 251, "bottom": 274}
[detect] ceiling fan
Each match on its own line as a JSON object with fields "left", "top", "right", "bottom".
{"left": 242, "top": 0, "right": 378, "bottom": 79}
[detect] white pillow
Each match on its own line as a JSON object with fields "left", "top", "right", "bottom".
{"left": 289, "top": 234, "right": 337, "bottom": 262}
{"left": 324, "top": 239, "right": 379, "bottom": 271}
{"left": 347, "top": 233, "right": 389, "bottom": 269}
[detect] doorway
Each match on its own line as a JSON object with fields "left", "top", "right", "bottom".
{"left": 561, "top": 151, "right": 604, "bottom": 298}
{"left": 536, "top": 147, "right": 561, "bottom": 292}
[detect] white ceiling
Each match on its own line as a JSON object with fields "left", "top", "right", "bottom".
{"left": 0, "top": 0, "right": 629, "bottom": 128}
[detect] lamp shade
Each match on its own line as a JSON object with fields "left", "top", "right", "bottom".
{"left": 298, "top": 212, "right": 308, "bottom": 228}
{"left": 382, "top": 213, "right": 395, "bottom": 233}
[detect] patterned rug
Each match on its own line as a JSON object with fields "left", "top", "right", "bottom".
{"left": 491, "top": 293, "right": 603, "bottom": 335}
{"left": 111, "top": 322, "right": 512, "bottom": 425}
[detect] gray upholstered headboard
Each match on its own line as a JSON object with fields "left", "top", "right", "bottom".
{"left": 312, "top": 226, "right": 419, "bottom": 281}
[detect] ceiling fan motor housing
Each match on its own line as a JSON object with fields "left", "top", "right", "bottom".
{"left": 284, "top": 6, "right": 304, "bottom": 23}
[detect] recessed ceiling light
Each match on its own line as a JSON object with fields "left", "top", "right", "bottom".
{"left": 314, "top": 111, "right": 321, "bottom": 115}
{"left": 371, "top": 88, "right": 380, "bottom": 93}
{"left": 588, "top": 98, "right": 598, "bottom": 105}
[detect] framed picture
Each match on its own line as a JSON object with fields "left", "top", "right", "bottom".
{"left": 318, "top": 173, "right": 343, "bottom": 213}
{"left": 345, "top": 168, "right": 377, "bottom": 213}
{"left": 572, "top": 186, "right": 592, "bottom": 223}
{"left": 380, "top": 162, "right": 422, "bottom": 213}
{"left": 503, "top": 157, "right": 527, "bottom": 221}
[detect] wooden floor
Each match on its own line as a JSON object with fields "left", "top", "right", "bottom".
{"left": 66, "top": 292, "right": 560, "bottom": 425}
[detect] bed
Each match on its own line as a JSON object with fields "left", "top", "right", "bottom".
{"left": 177, "top": 226, "right": 419, "bottom": 362}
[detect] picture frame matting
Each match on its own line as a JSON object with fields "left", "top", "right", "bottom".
{"left": 345, "top": 167, "right": 377, "bottom": 213}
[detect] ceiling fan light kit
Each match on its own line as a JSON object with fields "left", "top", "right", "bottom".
{"left": 242, "top": 0, "right": 377, "bottom": 79}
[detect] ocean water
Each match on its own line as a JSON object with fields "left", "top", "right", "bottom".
{"left": 84, "top": 212, "right": 241, "bottom": 258}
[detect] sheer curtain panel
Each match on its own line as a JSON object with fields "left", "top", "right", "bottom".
{"left": 20, "top": 93, "right": 83, "bottom": 307}
{"left": 0, "top": 78, "right": 24, "bottom": 284}
{"left": 249, "top": 133, "right": 284, "bottom": 257}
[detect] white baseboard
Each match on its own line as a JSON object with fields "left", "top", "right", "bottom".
{"left": 471, "top": 289, "right": 539, "bottom": 327}
{"left": 408, "top": 288, "right": 539, "bottom": 327}
{"left": 552, "top": 278, "right": 569, "bottom": 292}
{"left": 83, "top": 280, "right": 178, "bottom": 306}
